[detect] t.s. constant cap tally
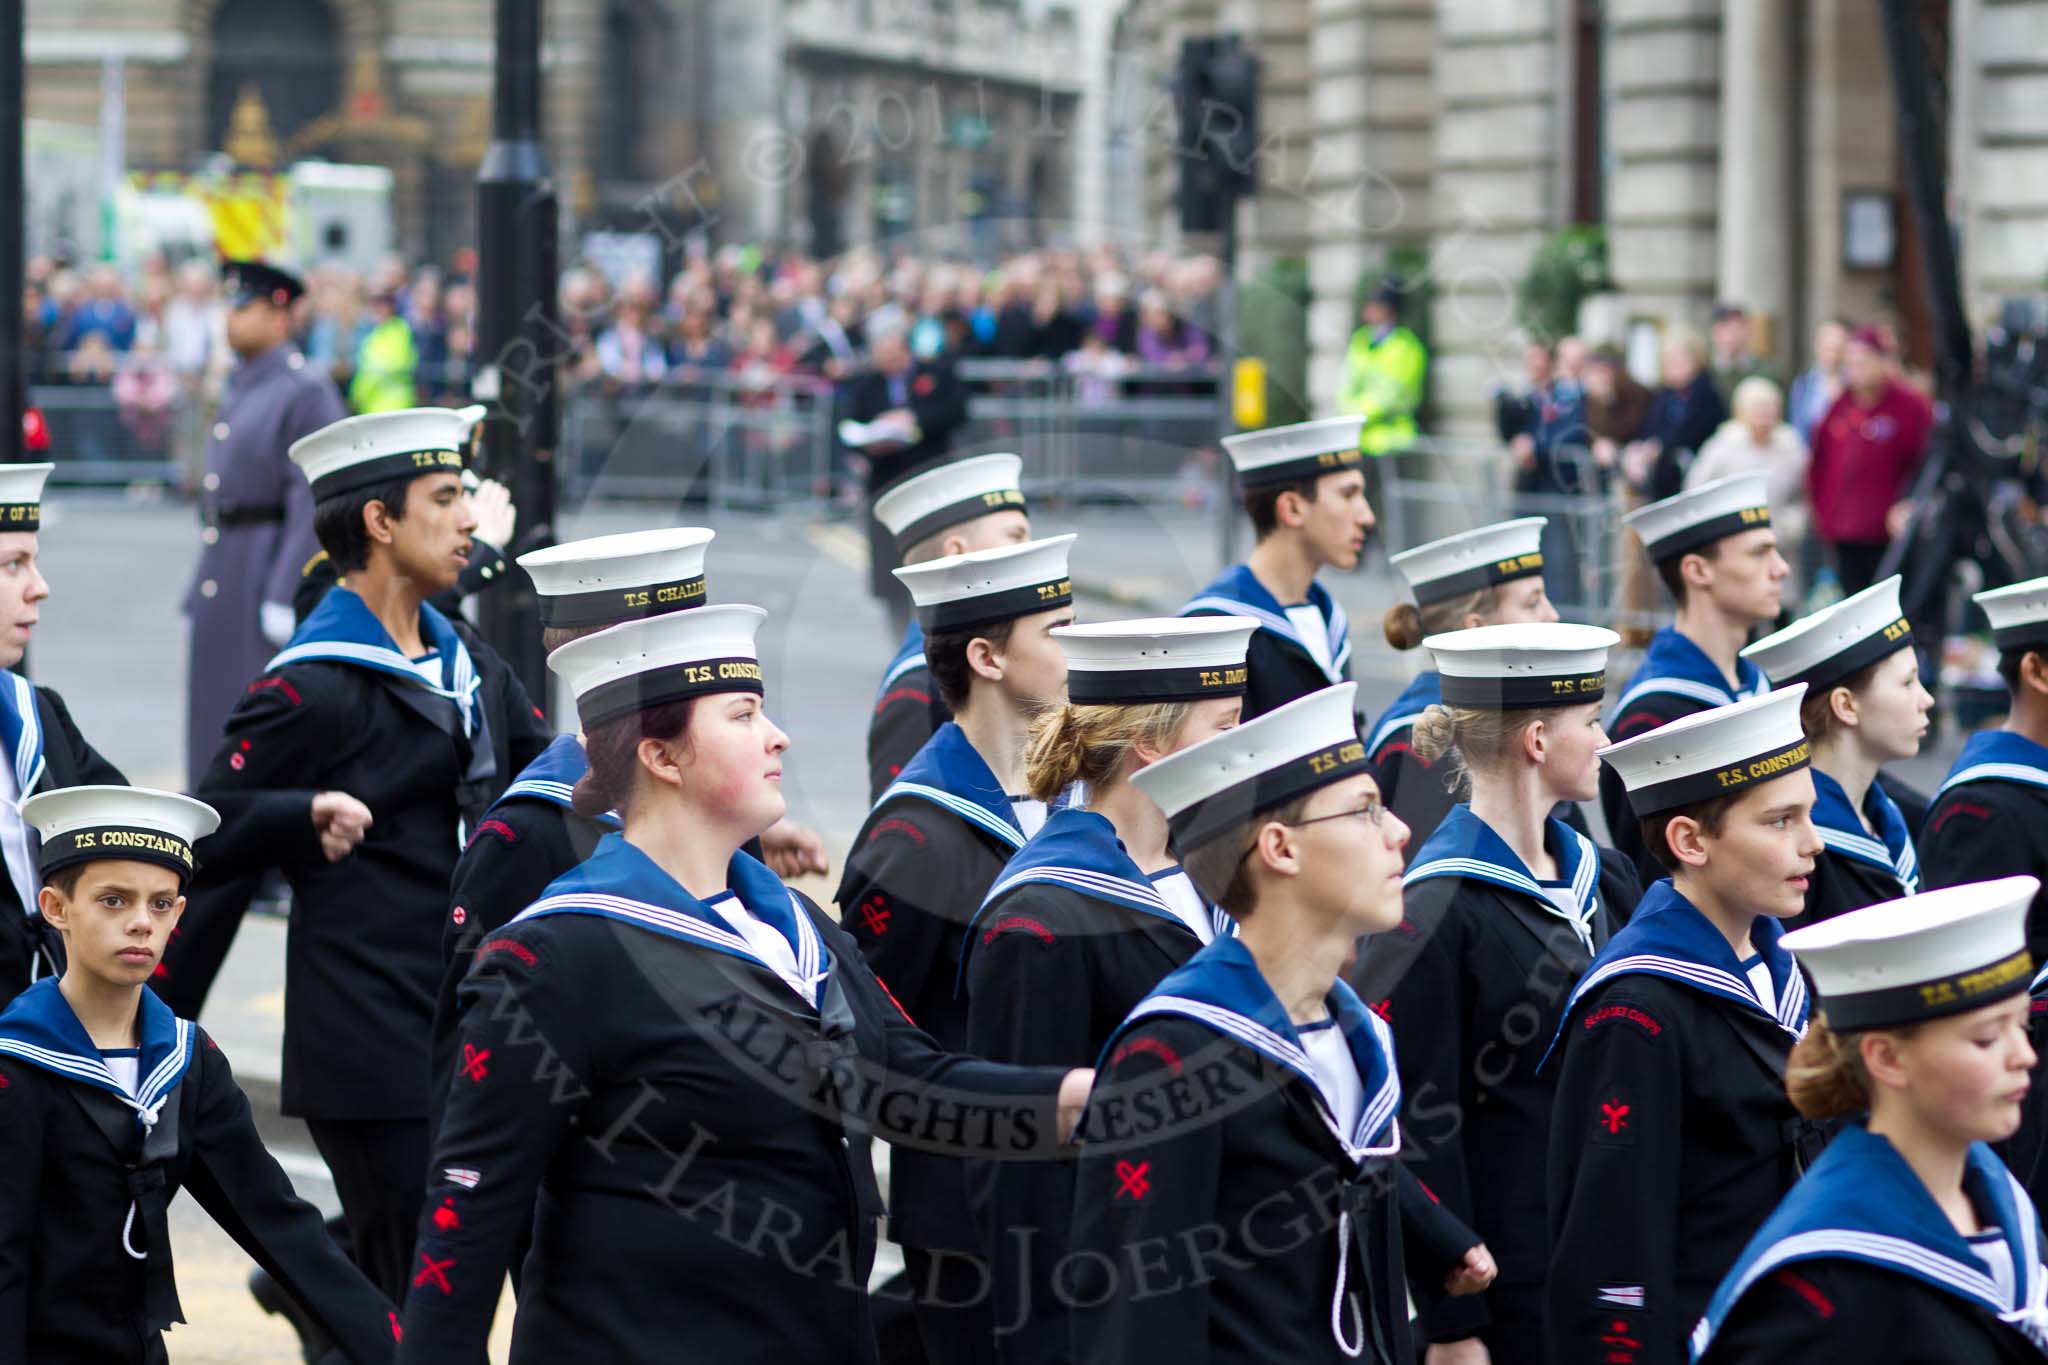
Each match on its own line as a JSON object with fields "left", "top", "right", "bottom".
{"left": 20, "top": 786, "right": 220, "bottom": 887}
{"left": 1622, "top": 472, "right": 1772, "bottom": 564}
{"left": 1742, "top": 575, "right": 1913, "bottom": 691}
{"left": 894, "top": 534, "right": 1076, "bottom": 633}
{"left": 288, "top": 405, "right": 487, "bottom": 502}
{"left": 519, "top": 528, "right": 715, "bottom": 630}
{"left": 1783, "top": 876, "right": 2037, "bottom": 1029}
{"left": 872, "top": 453, "right": 1028, "bottom": 551}
{"left": 1597, "top": 684, "right": 1811, "bottom": 817}
{"left": 1131, "top": 682, "right": 1368, "bottom": 852}
{"left": 1052, "top": 617, "right": 1257, "bottom": 706}
{"left": 548, "top": 604, "right": 768, "bottom": 729}
{"left": 1220, "top": 416, "right": 1366, "bottom": 489}
{"left": 1391, "top": 518, "right": 1548, "bottom": 608}
{"left": 1421, "top": 622, "right": 1619, "bottom": 710}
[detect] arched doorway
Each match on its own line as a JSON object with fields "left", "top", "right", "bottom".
{"left": 206, "top": 0, "right": 342, "bottom": 156}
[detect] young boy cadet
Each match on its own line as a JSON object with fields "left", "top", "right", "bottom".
{"left": 1181, "top": 415, "right": 1374, "bottom": 721}
{"left": 1546, "top": 686, "right": 1826, "bottom": 1365}
{"left": 867, "top": 452, "right": 1033, "bottom": 801}
{"left": 0, "top": 785, "right": 398, "bottom": 1363}
{"left": 191, "top": 404, "right": 555, "bottom": 1304}
{"left": 1599, "top": 473, "right": 1787, "bottom": 875}
{"left": 1923, "top": 574, "right": 2048, "bottom": 964}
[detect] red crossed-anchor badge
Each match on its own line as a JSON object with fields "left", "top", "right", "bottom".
{"left": 461, "top": 1045, "right": 491, "bottom": 1083}
{"left": 1113, "top": 1160, "right": 1151, "bottom": 1201}
{"left": 414, "top": 1253, "right": 456, "bottom": 1295}
{"left": 859, "top": 896, "right": 891, "bottom": 936}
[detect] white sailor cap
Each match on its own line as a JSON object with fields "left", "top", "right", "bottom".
{"left": 1219, "top": 416, "right": 1366, "bottom": 489}
{"left": 1621, "top": 472, "right": 1773, "bottom": 563}
{"left": 547, "top": 604, "right": 767, "bottom": 730}
{"left": 20, "top": 785, "right": 220, "bottom": 887}
{"left": 894, "top": 534, "right": 1076, "bottom": 633}
{"left": 1131, "top": 683, "right": 1367, "bottom": 852}
{"left": 1596, "top": 684, "right": 1811, "bottom": 818}
{"left": 518, "top": 528, "right": 715, "bottom": 630}
{"left": 872, "top": 454, "right": 1028, "bottom": 551}
{"left": 1391, "top": 518, "right": 1549, "bottom": 607}
{"left": 1742, "top": 575, "right": 1914, "bottom": 691}
{"left": 289, "top": 404, "right": 487, "bottom": 501}
{"left": 1975, "top": 575, "right": 2048, "bottom": 657}
{"left": 0, "top": 463, "right": 54, "bottom": 531}
{"left": 1783, "top": 876, "right": 2037, "bottom": 1030}
{"left": 1422, "top": 622, "right": 1620, "bottom": 710}
{"left": 1053, "top": 617, "right": 1257, "bottom": 707}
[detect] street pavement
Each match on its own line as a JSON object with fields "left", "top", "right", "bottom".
{"left": 29, "top": 488, "right": 1964, "bottom": 1360}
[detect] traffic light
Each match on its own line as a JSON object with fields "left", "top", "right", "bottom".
{"left": 1177, "top": 34, "right": 1260, "bottom": 234}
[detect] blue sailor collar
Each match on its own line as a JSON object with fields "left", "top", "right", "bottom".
{"left": 877, "top": 720, "right": 1032, "bottom": 850}
{"left": 1691, "top": 1125, "right": 2048, "bottom": 1359}
{"left": 876, "top": 620, "right": 928, "bottom": 701}
{"left": 517, "top": 833, "right": 828, "bottom": 1007}
{"left": 1182, "top": 563, "right": 1351, "bottom": 684}
{"left": 1366, "top": 671, "right": 1440, "bottom": 759}
{"left": 487, "top": 734, "right": 622, "bottom": 831}
{"left": 974, "top": 808, "right": 1234, "bottom": 943}
{"left": 268, "top": 586, "right": 483, "bottom": 736}
{"left": 1937, "top": 729, "right": 2048, "bottom": 802}
{"left": 1810, "top": 768, "right": 1918, "bottom": 894}
{"left": 1612, "top": 626, "right": 1768, "bottom": 716}
{"left": 1403, "top": 805, "right": 1604, "bottom": 949}
{"left": 0, "top": 979, "right": 194, "bottom": 1132}
{"left": 0, "top": 670, "right": 46, "bottom": 796}
{"left": 1547, "top": 879, "right": 1808, "bottom": 1068}
{"left": 1100, "top": 935, "right": 1399, "bottom": 1161}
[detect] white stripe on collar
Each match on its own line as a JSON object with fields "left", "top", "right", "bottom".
{"left": 8, "top": 672, "right": 41, "bottom": 795}
{"left": 516, "top": 888, "right": 826, "bottom": 1006}
{"left": 0, "top": 1017, "right": 192, "bottom": 1131}
{"left": 266, "top": 639, "right": 483, "bottom": 731}
{"left": 1817, "top": 827, "right": 1919, "bottom": 892}
{"left": 1403, "top": 828, "right": 1604, "bottom": 946}
{"left": 1937, "top": 762, "right": 2048, "bottom": 800}
{"left": 1126, "top": 994, "right": 1400, "bottom": 1161}
{"left": 987, "top": 865, "right": 1175, "bottom": 920}
{"left": 879, "top": 650, "right": 928, "bottom": 692}
{"left": 1612, "top": 674, "right": 1743, "bottom": 715}
{"left": 878, "top": 781, "right": 1026, "bottom": 849}
{"left": 1366, "top": 709, "right": 1420, "bottom": 757}
{"left": 1572, "top": 951, "right": 1807, "bottom": 1037}
{"left": 1183, "top": 595, "right": 1347, "bottom": 684}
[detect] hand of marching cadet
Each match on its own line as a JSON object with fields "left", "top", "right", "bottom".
{"left": 1424, "top": 1336, "right": 1492, "bottom": 1364}
{"left": 1441, "top": 1243, "right": 1497, "bottom": 1296}
{"left": 1056, "top": 1068, "right": 1095, "bottom": 1144}
{"left": 760, "top": 818, "right": 830, "bottom": 878}
{"left": 310, "top": 792, "right": 373, "bottom": 862}
{"left": 468, "top": 477, "right": 517, "bottom": 550}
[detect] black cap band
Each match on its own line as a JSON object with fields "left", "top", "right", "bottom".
{"left": 1623, "top": 736, "right": 1812, "bottom": 817}
{"left": 1773, "top": 618, "right": 1915, "bottom": 692}
{"left": 0, "top": 504, "right": 40, "bottom": 531}
{"left": 1820, "top": 948, "right": 2034, "bottom": 1031}
{"left": 1067, "top": 664, "right": 1248, "bottom": 706}
{"left": 1994, "top": 624, "right": 2048, "bottom": 657}
{"left": 537, "top": 575, "right": 708, "bottom": 628}
{"left": 575, "top": 657, "right": 765, "bottom": 729}
{"left": 893, "top": 489, "right": 1028, "bottom": 553}
{"left": 310, "top": 448, "right": 466, "bottom": 502}
{"left": 40, "top": 826, "right": 197, "bottom": 885}
{"left": 918, "top": 577, "right": 1073, "bottom": 633}
{"left": 1439, "top": 670, "right": 1606, "bottom": 710}
{"left": 1167, "top": 739, "right": 1373, "bottom": 852}
{"left": 1642, "top": 505, "right": 1771, "bottom": 563}
{"left": 1412, "top": 552, "right": 1546, "bottom": 607}
{"left": 1237, "top": 447, "right": 1363, "bottom": 489}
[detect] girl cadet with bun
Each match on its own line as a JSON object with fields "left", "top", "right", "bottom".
{"left": 1371, "top": 518, "right": 1561, "bottom": 846}
{"left": 1069, "top": 683, "right": 1496, "bottom": 1365}
{"left": 1353, "top": 623, "right": 1638, "bottom": 1363}
{"left": 1694, "top": 877, "right": 2048, "bottom": 1362}
{"left": 0, "top": 786, "right": 398, "bottom": 1364}
{"left": 959, "top": 615, "right": 1255, "bottom": 1364}
{"left": 1740, "top": 575, "right": 1933, "bottom": 928}
{"left": 398, "top": 604, "right": 1092, "bottom": 1364}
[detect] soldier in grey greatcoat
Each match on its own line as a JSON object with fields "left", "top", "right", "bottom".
{"left": 183, "top": 261, "right": 346, "bottom": 788}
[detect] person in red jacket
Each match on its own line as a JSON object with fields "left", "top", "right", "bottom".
{"left": 1806, "top": 326, "right": 1933, "bottom": 594}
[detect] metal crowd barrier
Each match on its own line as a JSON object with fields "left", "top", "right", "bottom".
{"left": 31, "top": 384, "right": 185, "bottom": 487}
{"left": 559, "top": 369, "right": 838, "bottom": 514}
